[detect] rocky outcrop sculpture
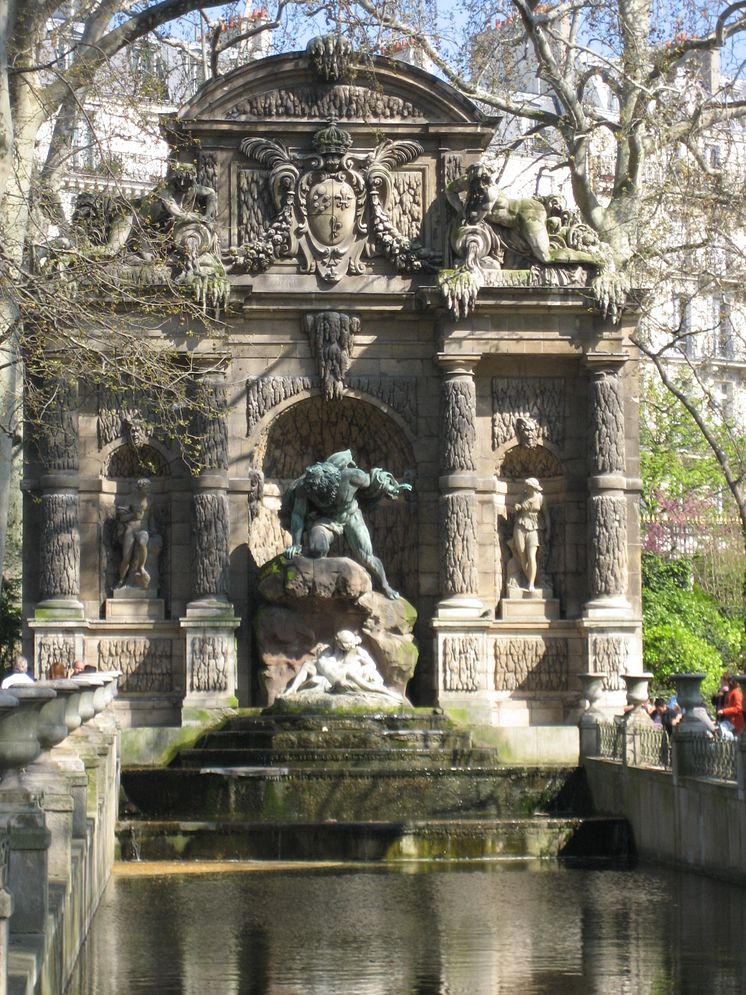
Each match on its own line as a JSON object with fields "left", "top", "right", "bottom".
{"left": 439, "top": 159, "right": 628, "bottom": 321}
{"left": 256, "top": 554, "right": 417, "bottom": 708}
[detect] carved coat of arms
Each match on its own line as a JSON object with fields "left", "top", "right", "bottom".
{"left": 231, "top": 120, "right": 430, "bottom": 283}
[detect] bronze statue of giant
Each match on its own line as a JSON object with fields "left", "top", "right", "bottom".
{"left": 279, "top": 449, "right": 411, "bottom": 599}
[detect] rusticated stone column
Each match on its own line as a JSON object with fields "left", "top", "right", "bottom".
{"left": 35, "top": 381, "right": 83, "bottom": 620}
{"left": 436, "top": 354, "right": 484, "bottom": 619}
{"left": 580, "top": 357, "right": 639, "bottom": 710}
{"left": 585, "top": 362, "right": 631, "bottom": 615}
{"left": 181, "top": 369, "right": 239, "bottom": 714}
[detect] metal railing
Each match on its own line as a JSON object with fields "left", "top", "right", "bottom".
{"left": 634, "top": 726, "right": 672, "bottom": 770}
{"left": 598, "top": 721, "right": 623, "bottom": 761}
{"left": 683, "top": 736, "right": 737, "bottom": 782}
{"left": 592, "top": 720, "right": 736, "bottom": 781}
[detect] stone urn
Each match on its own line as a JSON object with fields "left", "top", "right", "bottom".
{"left": 578, "top": 672, "right": 606, "bottom": 717}
{"left": 38, "top": 680, "right": 83, "bottom": 748}
{"left": 72, "top": 675, "right": 104, "bottom": 722}
{"left": 672, "top": 673, "right": 707, "bottom": 731}
{"left": 0, "top": 686, "right": 56, "bottom": 769}
{"left": 621, "top": 672, "right": 653, "bottom": 726}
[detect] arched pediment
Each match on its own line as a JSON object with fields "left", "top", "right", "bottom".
{"left": 177, "top": 51, "right": 490, "bottom": 127}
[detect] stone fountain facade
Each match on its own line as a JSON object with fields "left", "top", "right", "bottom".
{"left": 22, "top": 37, "right": 642, "bottom": 727}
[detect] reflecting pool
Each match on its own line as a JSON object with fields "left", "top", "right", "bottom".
{"left": 68, "top": 860, "right": 746, "bottom": 994}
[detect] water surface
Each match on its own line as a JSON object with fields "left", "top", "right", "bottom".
{"left": 69, "top": 860, "right": 746, "bottom": 994}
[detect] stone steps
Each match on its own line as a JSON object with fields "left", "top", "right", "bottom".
{"left": 116, "top": 816, "right": 633, "bottom": 863}
{"left": 174, "top": 746, "right": 499, "bottom": 768}
{"left": 117, "top": 710, "right": 620, "bottom": 864}
{"left": 120, "top": 764, "right": 584, "bottom": 823}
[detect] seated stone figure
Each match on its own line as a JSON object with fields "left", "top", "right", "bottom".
{"left": 441, "top": 159, "right": 627, "bottom": 321}
{"left": 279, "top": 449, "right": 411, "bottom": 599}
{"left": 65, "top": 162, "right": 228, "bottom": 311}
{"left": 281, "top": 629, "right": 407, "bottom": 704}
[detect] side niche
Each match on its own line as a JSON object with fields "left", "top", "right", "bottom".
{"left": 105, "top": 443, "right": 170, "bottom": 479}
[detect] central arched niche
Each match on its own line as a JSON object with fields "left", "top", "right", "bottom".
{"left": 256, "top": 394, "right": 418, "bottom": 600}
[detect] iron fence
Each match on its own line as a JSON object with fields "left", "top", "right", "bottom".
{"left": 682, "top": 736, "right": 737, "bottom": 782}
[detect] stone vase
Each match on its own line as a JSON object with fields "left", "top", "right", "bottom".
{"left": 578, "top": 672, "right": 606, "bottom": 716}
{"left": 621, "top": 672, "right": 653, "bottom": 728}
{"left": 672, "top": 673, "right": 705, "bottom": 716}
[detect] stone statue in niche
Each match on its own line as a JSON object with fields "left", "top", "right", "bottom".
{"left": 115, "top": 478, "right": 159, "bottom": 590}
{"left": 507, "top": 478, "right": 551, "bottom": 593}
{"left": 439, "top": 159, "right": 627, "bottom": 321}
{"left": 280, "top": 449, "right": 411, "bottom": 599}
{"left": 280, "top": 629, "right": 407, "bottom": 705}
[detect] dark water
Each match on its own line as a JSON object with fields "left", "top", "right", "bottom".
{"left": 69, "top": 860, "right": 746, "bottom": 994}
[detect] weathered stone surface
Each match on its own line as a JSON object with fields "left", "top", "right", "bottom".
{"left": 40, "top": 493, "right": 79, "bottom": 599}
{"left": 442, "top": 636, "right": 481, "bottom": 692}
{"left": 589, "top": 495, "right": 627, "bottom": 598}
{"left": 259, "top": 555, "right": 372, "bottom": 605}
{"left": 492, "top": 637, "right": 568, "bottom": 692}
{"left": 439, "top": 493, "right": 479, "bottom": 596}
{"left": 441, "top": 378, "right": 476, "bottom": 473}
{"left": 256, "top": 555, "right": 417, "bottom": 705}
{"left": 589, "top": 370, "right": 625, "bottom": 475}
{"left": 492, "top": 377, "right": 565, "bottom": 451}
{"left": 193, "top": 493, "right": 230, "bottom": 598}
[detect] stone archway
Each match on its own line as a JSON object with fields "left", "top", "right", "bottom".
{"left": 253, "top": 395, "right": 419, "bottom": 600}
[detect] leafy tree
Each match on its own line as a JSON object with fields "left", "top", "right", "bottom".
{"left": 642, "top": 553, "right": 745, "bottom": 700}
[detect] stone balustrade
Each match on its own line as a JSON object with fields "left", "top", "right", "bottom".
{"left": 0, "top": 672, "right": 120, "bottom": 995}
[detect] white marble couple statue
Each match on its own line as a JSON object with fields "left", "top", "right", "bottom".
{"left": 281, "top": 629, "right": 408, "bottom": 705}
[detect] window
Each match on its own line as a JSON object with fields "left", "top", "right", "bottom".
{"left": 706, "top": 144, "right": 722, "bottom": 169}
{"left": 717, "top": 380, "right": 734, "bottom": 422}
{"left": 672, "top": 294, "right": 694, "bottom": 357}
{"left": 713, "top": 294, "right": 735, "bottom": 360}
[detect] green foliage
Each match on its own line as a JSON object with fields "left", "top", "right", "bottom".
{"left": 640, "top": 370, "right": 730, "bottom": 517}
{"left": 643, "top": 553, "right": 745, "bottom": 701}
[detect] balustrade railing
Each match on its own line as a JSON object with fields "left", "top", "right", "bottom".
{"left": 682, "top": 736, "right": 737, "bottom": 781}
{"left": 634, "top": 726, "right": 672, "bottom": 770}
{"left": 588, "top": 720, "right": 738, "bottom": 782}
{"left": 597, "top": 721, "right": 623, "bottom": 761}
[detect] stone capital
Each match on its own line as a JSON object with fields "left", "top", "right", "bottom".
{"left": 436, "top": 353, "right": 481, "bottom": 378}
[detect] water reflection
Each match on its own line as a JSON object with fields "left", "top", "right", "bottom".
{"left": 68, "top": 861, "right": 746, "bottom": 994}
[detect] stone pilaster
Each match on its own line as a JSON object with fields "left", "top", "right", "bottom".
{"left": 436, "top": 354, "right": 484, "bottom": 619}
{"left": 181, "top": 370, "right": 239, "bottom": 715}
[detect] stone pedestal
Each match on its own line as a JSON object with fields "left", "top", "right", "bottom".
{"left": 105, "top": 589, "right": 165, "bottom": 621}
{"left": 500, "top": 588, "right": 559, "bottom": 620}
{"left": 180, "top": 607, "right": 240, "bottom": 717}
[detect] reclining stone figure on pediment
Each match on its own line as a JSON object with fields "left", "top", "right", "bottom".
{"left": 41, "top": 162, "right": 230, "bottom": 314}
{"left": 439, "top": 159, "right": 628, "bottom": 321}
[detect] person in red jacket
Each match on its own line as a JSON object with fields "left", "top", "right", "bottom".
{"left": 717, "top": 676, "right": 744, "bottom": 738}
